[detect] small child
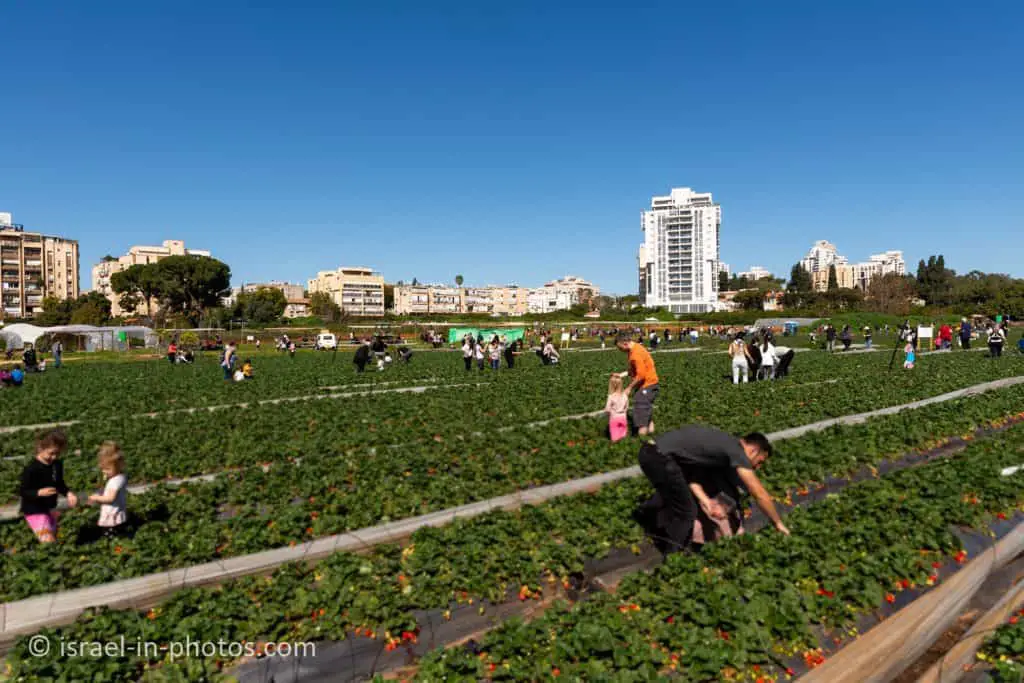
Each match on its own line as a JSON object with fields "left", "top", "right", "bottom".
{"left": 88, "top": 442, "right": 129, "bottom": 539}
{"left": 904, "top": 342, "right": 916, "bottom": 369}
{"left": 242, "top": 359, "right": 254, "bottom": 379}
{"left": 605, "top": 375, "right": 630, "bottom": 442}
{"left": 20, "top": 429, "right": 78, "bottom": 543}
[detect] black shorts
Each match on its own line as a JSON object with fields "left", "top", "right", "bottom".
{"left": 633, "top": 384, "right": 659, "bottom": 426}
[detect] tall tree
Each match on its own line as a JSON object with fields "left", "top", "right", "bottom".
{"left": 732, "top": 289, "right": 765, "bottom": 311}
{"left": 455, "top": 274, "right": 464, "bottom": 287}
{"left": 383, "top": 283, "right": 394, "bottom": 311}
{"left": 787, "top": 263, "right": 812, "bottom": 292}
{"left": 151, "top": 255, "right": 231, "bottom": 325}
{"left": 309, "top": 291, "right": 342, "bottom": 322}
{"left": 234, "top": 287, "right": 287, "bottom": 324}
{"left": 110, "top": 263, "right": 161, "bottom": 316}
{"left": 718, "top": 270, "right": 730, "bottom": 292}
{"left": 866, "top": 274, "right": 915, "bottom": 315}
{"left": 827, "top": 264, "right": 839, "bottom": 291}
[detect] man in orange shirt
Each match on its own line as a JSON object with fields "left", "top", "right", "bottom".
{"left": 615, "top": 333, "right": 659, "bottom": 436}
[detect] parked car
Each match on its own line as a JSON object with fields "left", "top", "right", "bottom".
{"left": 315, "top": 332, "right": 337, "bottom": 350}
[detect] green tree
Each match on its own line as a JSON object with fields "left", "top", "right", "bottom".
{"left": 110, "top": 263, "right": 161, "bottom": 316}
{"left": 455, "top": 274, "right": 464, "bottom": 287}
{"left": 35, "top": 296, "right": 73, "bottom": 326}
{"left": 234, "top": 287, "right": 287, "bottom": 324}
{"left": 151, "top": 256, "right": 231, "bottom": 325}
{"left": 788, "top": 263, "right": 812, "bottom": 292}
{"left": 383, "top": 284, "right": 395, "bottom": 311}
{"left": 732, "top": 289, "right": 765, "bottom": 311}
{"left": 310, "top": 291, "right": 342, "bottom": 322}
{"left": 827, "top": 264, "right": 839, "bottom": 291}
{"left": 718, "top": 270, "right": 730, "bottom": 292}
{"left": 866, "top": 273, "right": 916, "bottom": 315}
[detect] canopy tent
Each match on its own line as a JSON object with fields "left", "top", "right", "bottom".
{"left": 0, "top": 324, "right": 158, "bottom": 352}
{"left": 447, "top": 327, "right": 526, "bottom": 344}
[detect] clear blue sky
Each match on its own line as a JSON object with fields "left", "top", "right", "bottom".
{"left": 2, "top": 0, "right": 1022, "bottom": 295}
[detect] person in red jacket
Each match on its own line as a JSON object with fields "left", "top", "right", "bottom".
{"left": 939, "top": 323, "right": 953, "bottom": 350}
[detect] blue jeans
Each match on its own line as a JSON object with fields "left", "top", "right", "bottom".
{"left": 490, "top": 359, "right": 500, "bottom": 370}
{"left": 223, "top": 364, "right": 232, "bottom": 380}
{"left": 865, "top": 338, "right": 872, "bottom": 349}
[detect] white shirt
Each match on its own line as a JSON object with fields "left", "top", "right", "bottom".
{"left": 462, "top": 342, "right": 473, "bottom": 358}
{"left": 761, "top": 343, "right": 777, "bottom": 366}
{"left": 99, "top": 474, "right": 127, "bottom": 527}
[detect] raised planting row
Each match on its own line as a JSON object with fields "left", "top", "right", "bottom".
{"left": 1, "top": 348, "right": 1019, "bottom": 495}
{"left": 978, "top": 610, "right": 1024, "bottom": 682}
{"left": 413, "top": 426, "right": 1024, "bottom": 682}
{"left": 7, "top": 410, "right": 1024, "bottom": 681}
{"left": 2, "top": 379, "right": 1024, "bottom": 603}
{"left": 0, "top": 350, "right": 487, "bottom": 427}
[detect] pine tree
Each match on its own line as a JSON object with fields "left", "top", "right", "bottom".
{"left": 827, "top": 264, "right": 839, "bottom": 291}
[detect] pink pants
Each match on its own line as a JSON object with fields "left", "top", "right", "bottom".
{"left": 609, "top": 415, "right": 629, "bottom": 442}
{"left": 25, "top": 510, "right": 60, "bottom": 541}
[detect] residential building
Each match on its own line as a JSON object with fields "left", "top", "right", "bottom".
{"left": 800, "top": 241, "right": 906, "bottom": 292}
{"left": 738, "top": 266, "right": 772, "bottom": 280}
{"left": 392, "top": 284, "right": 528, "bottom": 316}
{"left": 283, "top": 298, "right": 310, "bottom": 319}
{"left": 225, "top": 281, "right": 305, "bottom": 306}
{"left": 800, "top": 240, "right": 848, "bottom": 275}
{"left": 526, "top": 276, "right": 600, "bottom": 314}
{"left": 638, "top": 187, "right": 721, "bottom": 314}
{"left": 718, "top": 262, "right": 731, "bottom": 278}
{"left": 1, "top": 212, "right": 80, "bottom": 319}
{"left": 811, "top": 265, "right": 855, "bottom": 291}
{"left": 307, "top": 266, "right": 385, "bottom": 317}
{"left": 92, "top": 240, "right": 211, "bottom": 317}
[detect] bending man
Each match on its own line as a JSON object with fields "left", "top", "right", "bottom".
{"left": 636, "top": 424, "right": 789, "bottom": 554}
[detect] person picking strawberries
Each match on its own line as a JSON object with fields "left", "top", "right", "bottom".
{"left": 635, "top": 424, "right": 789, "bottom": 555}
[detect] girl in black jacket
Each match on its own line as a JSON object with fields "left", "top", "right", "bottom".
{"left": 19, "top": 430, "right": 78, "bottom": 543}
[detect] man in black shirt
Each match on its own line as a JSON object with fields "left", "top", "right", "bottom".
{"left": 636, "top": 424, "right": 789, "bottom": 554}
{"left": 353, "top": 342, "right": 371, "bottom": 373}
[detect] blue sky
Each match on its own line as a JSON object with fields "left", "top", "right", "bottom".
{"left": 1, "top": 0, "right": 1022, "bottom": 295}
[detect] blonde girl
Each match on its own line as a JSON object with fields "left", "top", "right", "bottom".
{"left": 605, "top": 374, "right": 630, "bottom": 442}
{"left": 88, "top": 442, "right": 129, "bottom": 539}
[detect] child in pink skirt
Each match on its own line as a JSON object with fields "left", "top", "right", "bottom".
{"left": 19, "top": 429, "right": 78, "bottom": 543}
{"left": 606, "top": 375, "right": 630, "bottom": 442}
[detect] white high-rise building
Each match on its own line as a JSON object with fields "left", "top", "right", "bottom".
{"left": 638, "top": 187, "right": 721, "bottom": 313}
{"left": 800, "top": 240, "right": 848, "bottom": 274}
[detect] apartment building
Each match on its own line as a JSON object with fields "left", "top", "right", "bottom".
{"left": 800, "top": 242, "right": 906, "bottom": 292}
{"left": 800, "top": 240, "right": 848, "bottom": 275}
{"left": 393, "top": 285, "right": 463, "bottom": 315}
{"left": 392, "top": 284, "right": 530, "bottom": 316}
{"left": 92, "top": 240, "right": 211, "bottom": 317}
{"left": 737, "top": 266, "right": 772, "bottom": 280}
{"left": 525, "top": 276, "right": 600, "bottom": 314}
{"left": 637, "top": 187, "right": 721, "bottom": 314}
{"left": 307, "top": 266, "right": 385, "bottom": 317}
{"left": 1, "top": 212, "right": 80, "bottom": 319}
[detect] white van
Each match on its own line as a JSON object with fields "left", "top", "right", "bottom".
{"left": 315, "top": 333, "right": 337, "bottom": 350}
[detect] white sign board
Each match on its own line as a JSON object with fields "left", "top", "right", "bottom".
{"left": 917, "top": 326, "right": 933, "bottom": 339}
{"left": 560, "top": 333, "right": 570, "bottom": 342}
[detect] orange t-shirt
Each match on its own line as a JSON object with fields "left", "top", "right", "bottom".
{"left": 628, "top": 343, "right": 659, "bottom": 388}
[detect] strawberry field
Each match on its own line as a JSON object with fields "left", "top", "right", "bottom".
{"left": 2, "top": 347, "right": 1024, "bottom": 681}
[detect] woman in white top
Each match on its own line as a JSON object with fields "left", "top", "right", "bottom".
{"left": 728, "top": 334, "right": 754, "bottom": 384}
{"left": 759, "top": 338, "right": 778, "bottom": 380}
{"left": 461, "top": 337, "right": 474, "bottom": 371}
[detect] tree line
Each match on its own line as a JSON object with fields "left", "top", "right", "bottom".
{"left": 725, "top": 254, "right": 1024, "bottom": 317}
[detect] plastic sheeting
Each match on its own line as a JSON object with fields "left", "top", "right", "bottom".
{"left": 0, "top": 323, "right": 158, "bottom": 351}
